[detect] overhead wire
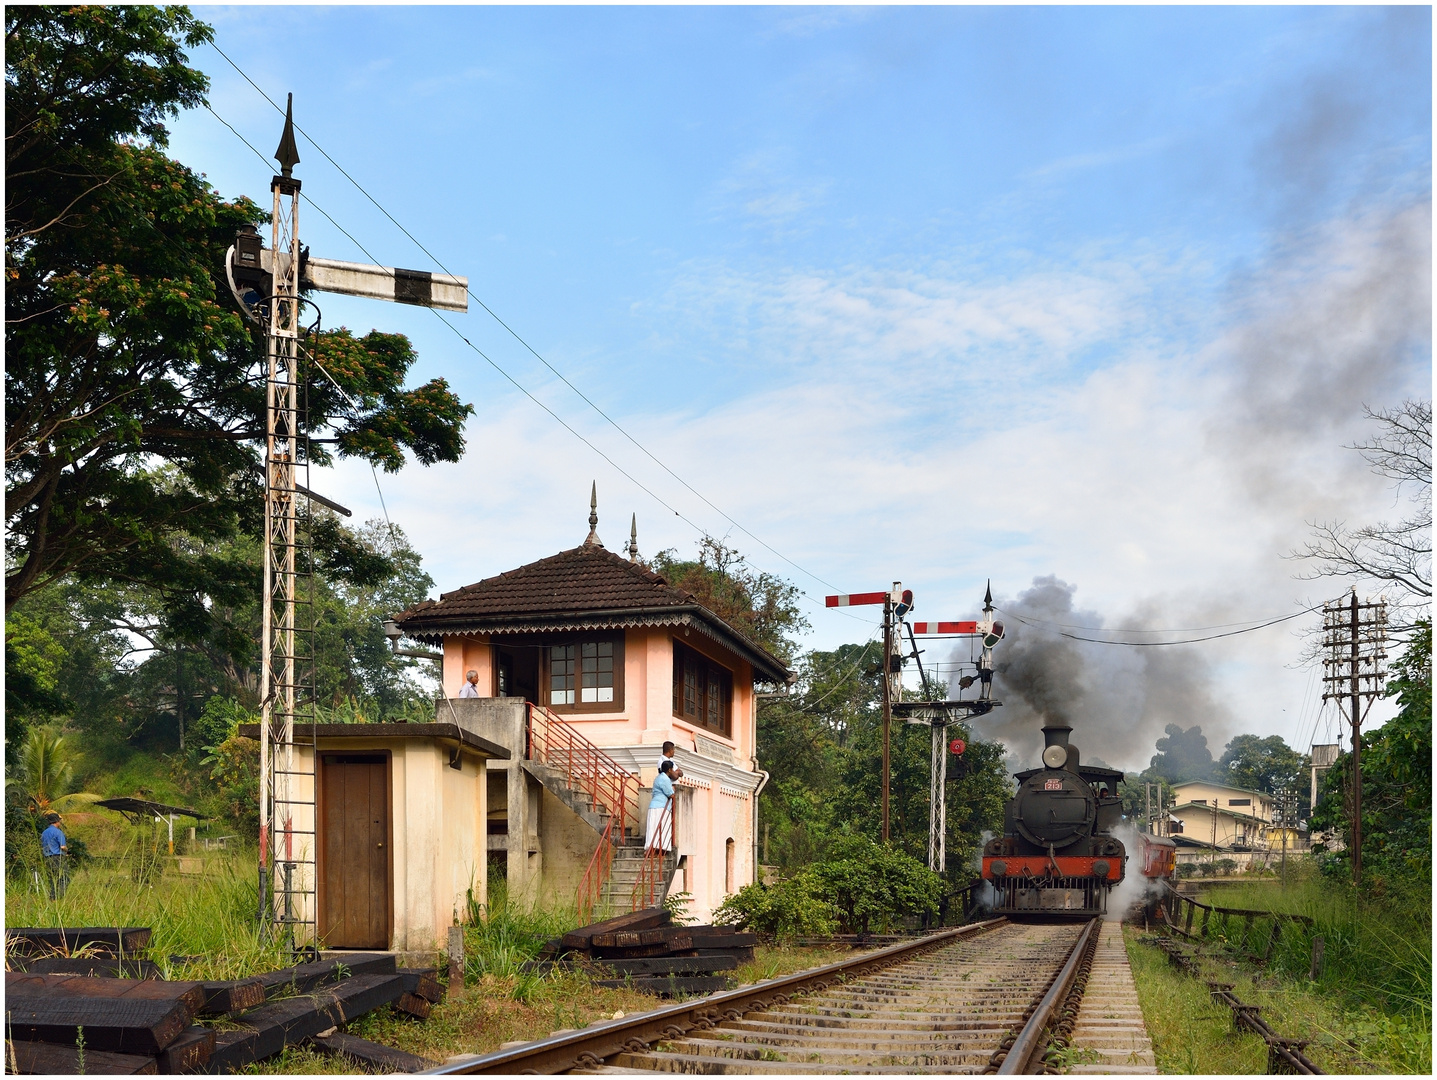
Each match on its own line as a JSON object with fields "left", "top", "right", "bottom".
{"left": 204, "top": 41, "right": 852, "bottom": 603}
{"left": 997, "top": 602, "right": 1326, "bottom": 647}
{"left": 204, "top": 98, "right": 871, "bottom": 630}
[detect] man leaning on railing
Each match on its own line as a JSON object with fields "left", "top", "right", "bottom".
{"left": 645, "top": 760, "right": 675, "bottom": 854}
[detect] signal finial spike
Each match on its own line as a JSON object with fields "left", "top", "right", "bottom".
{"left": 984, "top": 580, "right": 993, "bottom": 611}
{"left": 274, "top": 93, "right": 301, "bottom": 178}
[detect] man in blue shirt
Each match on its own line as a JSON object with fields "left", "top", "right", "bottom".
{"left": 645, "top": 760, "right": 676, "bottom": 854}
{"left": 40, "top": 812, "right": 69, "bottom": 899}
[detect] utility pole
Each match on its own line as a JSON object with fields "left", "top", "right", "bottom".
{"left": 1320, "top": 589, "right": 1387, "bottom": 885}
{"left": 881, "top": 590, "right": 894, "bottom": 842}
{"left": 1145, "top": 782, "right": 1153, "bottom": 835}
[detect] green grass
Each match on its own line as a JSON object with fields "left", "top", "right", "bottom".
{"left": 5, "top": 850, "right": 291, "bottom": 980}
{"left": 1204, "top": 865, "right": 1431, "bottom": 1019}
{"left": 461, "top": 878, "right": 579, "bottom": 989}
{"left": 1127, "top": 927, "right": 1429, "bottom": 1074}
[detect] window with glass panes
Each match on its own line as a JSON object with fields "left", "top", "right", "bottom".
{"left": 671, "top": 641, "right": 732, "bottom": 737}
{"left": 545, "top": 636, "right": 623, "bottom": 711}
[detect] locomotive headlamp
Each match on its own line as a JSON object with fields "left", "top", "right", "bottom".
{"left": 1041, "top": 744, "right": 1068, "bottom": 769}
{"left": 989, "top": 860, "right": 1007, "bottom": 877}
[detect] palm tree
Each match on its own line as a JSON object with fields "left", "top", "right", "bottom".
{"left": 8, "top": 725, "right": 99, "bottom": 815}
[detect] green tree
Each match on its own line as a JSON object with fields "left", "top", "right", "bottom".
{"left": 650, "top": 537, "right": 809, "bottom": 669}
{"left": 1148, "top": 722, "right": 1216, "bottom": 783}
{"left": 1217, "top": 734, "right": 1308, "bottom": 801}
{"left": 6, "top": 725, "right": 99, "bottom": 815}
{"left": 5, "top": 7, "right": 472, "bottom": 613}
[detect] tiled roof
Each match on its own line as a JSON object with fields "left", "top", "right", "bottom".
{"left": 393, "top": 542, "right": 792, "bottom": 683}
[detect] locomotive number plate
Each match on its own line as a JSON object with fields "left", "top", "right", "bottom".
{"left": 1044, "top": 779, "right": 1063, "bottom": 790}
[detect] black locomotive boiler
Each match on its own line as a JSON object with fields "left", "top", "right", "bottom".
{"left": 982, "top": 721, "right": 1126, "bottom": 917}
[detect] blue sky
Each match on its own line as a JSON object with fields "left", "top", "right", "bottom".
{"left": 169, "top": 6, "right": 1431, "bottom": 769}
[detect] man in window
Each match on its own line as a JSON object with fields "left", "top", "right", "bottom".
{"left": 459, "top": 670, "right": 480, "bottom": 698}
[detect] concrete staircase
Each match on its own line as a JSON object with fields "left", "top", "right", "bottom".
{"left": 520, "top": 759, "right": 621, "bottom": 837}
{"left": 602, "top": 838, "right": 677, "bottom": 913}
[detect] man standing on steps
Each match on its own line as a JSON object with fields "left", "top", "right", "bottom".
{"left": 41, "top": 812, "right": 69, "bottom": 899}
{"left": 646, "top": 760, "right": 676, "bottom": 854}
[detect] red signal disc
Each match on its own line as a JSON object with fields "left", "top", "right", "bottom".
{"left": 949, "top": 738, "right": 966, "bottom": 756}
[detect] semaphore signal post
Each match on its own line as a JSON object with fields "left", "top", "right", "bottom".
{"left": 231, "top": 97, "right": 468, "bottom": 946}
{"left": 827, "top": 582, "right": 1005, "bottom": 872}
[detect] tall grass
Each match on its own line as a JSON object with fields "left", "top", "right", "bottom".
{"left": 5, "top": 850, "right": 290, "bottom": 980}
{"left": 1214, "top": 862, "right": 1431, "bottom": 1018}
{"left": 462, "top": 878, "right": 580, "bottom": 999}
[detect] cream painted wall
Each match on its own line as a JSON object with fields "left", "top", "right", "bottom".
{"left": 1172, "top": 781, "right": 1274, "bottom": 823}
{"left": 304, "top": 736, "right": 487, "bottom": 953}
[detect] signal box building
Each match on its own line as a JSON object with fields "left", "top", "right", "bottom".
{"left": 393, "top": 504, "right": 792, "bottom": 922}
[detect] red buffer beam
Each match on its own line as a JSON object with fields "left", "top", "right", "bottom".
{"left": 910, "top": 621, "right": 978, "bottom": 635}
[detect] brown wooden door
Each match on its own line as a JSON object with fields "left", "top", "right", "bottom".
{"left": 319, "top": 753, "right": 391, "bottom": 949}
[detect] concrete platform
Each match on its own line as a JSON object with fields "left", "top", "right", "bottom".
{"left": 1061, "top": 922, "right": 1157, "bottom": 1074}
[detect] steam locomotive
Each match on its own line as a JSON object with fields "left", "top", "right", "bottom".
{"left": 981, "top": 720, "right": 1127, "bottom": 918}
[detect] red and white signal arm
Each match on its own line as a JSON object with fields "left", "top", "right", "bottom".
{"left": 949, "top": 738, "right": 966, "bottom": 756}
{"left": 911, "top": 621, "right": 978, "bottom": 635}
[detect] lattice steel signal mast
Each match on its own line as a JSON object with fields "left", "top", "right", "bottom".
{"left": 895, "top": 583, "right": 1005, "bottom": 875}
{"left": 228, "top": 97, "right": 468, "bottom": 942}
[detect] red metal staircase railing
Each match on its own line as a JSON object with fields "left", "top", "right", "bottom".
{"left": 526, "top": 704, "right": 640, "bottom": 919}
{"left": 632, "top": 801, "right": 674, "bottom": 911}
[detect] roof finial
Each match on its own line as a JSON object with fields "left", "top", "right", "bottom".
{"left": 627, "top": 514, "right": 639, "bottom": 562}
{"left": 274, "top": 93, "right": 300, "bottom": 179}
{"left": 584, "top": 481, "right": 602, "bottom": 547}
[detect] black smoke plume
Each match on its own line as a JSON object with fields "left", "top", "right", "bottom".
{"left": 962, "top": 576, "right": 1238, "bottom": 773}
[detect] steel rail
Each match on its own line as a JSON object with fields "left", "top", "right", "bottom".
{"left": 994, "top": 916, "right": 1100, "bottom": 1074}
{"left": 419, "top": 918, "right": 1008, "bottom": 1075}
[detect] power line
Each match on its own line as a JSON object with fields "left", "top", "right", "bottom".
{"left": 997, "top": 602, "right": 1325, "bottom": 647}
{"left": 204, "top": 41, "right": 850, "bottom": 603}
{"left": 202, "top": 95, "right": 874, "bottom": 628}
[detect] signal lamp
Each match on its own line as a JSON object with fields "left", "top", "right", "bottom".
{"left": 989, "top": 860, "right": 1007, "bottom": 877}
{"left": 983, "top": 620, "right": 1006, "bottom": 649}
{"left": 1092, "top": 860, "right": 1111, "bottom": 878}
{"left": 894, "top": 588, "right": 914, "bottom": 619}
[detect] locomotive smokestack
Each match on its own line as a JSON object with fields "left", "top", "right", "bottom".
{"left": 1041, "top": 723, "right": 1072, "bottom": 749}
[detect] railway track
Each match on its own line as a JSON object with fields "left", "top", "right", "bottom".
{"left": 424, "top": 916, "right": 1154, "bottom": 1075}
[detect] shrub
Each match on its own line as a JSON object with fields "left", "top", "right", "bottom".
{"left": 810, "top": 834, "right": 942, "bottom": 934}
{"left": 1213, "top": 858, "right": 1239, "bottom": 877}
{"left": 716, "top": 834, "right": 943, "bottom": 938}
{"left": 713, "top": 875, "right": 838, "bottom": 941}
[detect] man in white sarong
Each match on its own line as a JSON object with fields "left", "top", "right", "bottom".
{"left": 645, "top": 759, "right": 676, "bottom": 854}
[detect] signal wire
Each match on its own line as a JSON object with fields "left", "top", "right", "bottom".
{"left": 205, "top": 41, "right": 849, "bottom": 602}
{"left": 997, "top": 602, "right": 1326, "bottom": 647}
{"left": 201, "top": 98, "right": 870, "bottom": 628}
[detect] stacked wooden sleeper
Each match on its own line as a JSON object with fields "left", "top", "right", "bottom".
{"left": 533, "top": 908, "right": 757, "bottom": 997}
{"left": 4, "top": 939, "right": 446, "bottom": 1074}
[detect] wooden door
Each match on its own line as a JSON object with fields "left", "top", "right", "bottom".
{"left": 318, "top": 753, "right": 391, "bottom": 949}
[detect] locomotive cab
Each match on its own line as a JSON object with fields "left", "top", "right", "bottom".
{"left": 982, "top": 722, "right": 1128, "bottom": 918}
